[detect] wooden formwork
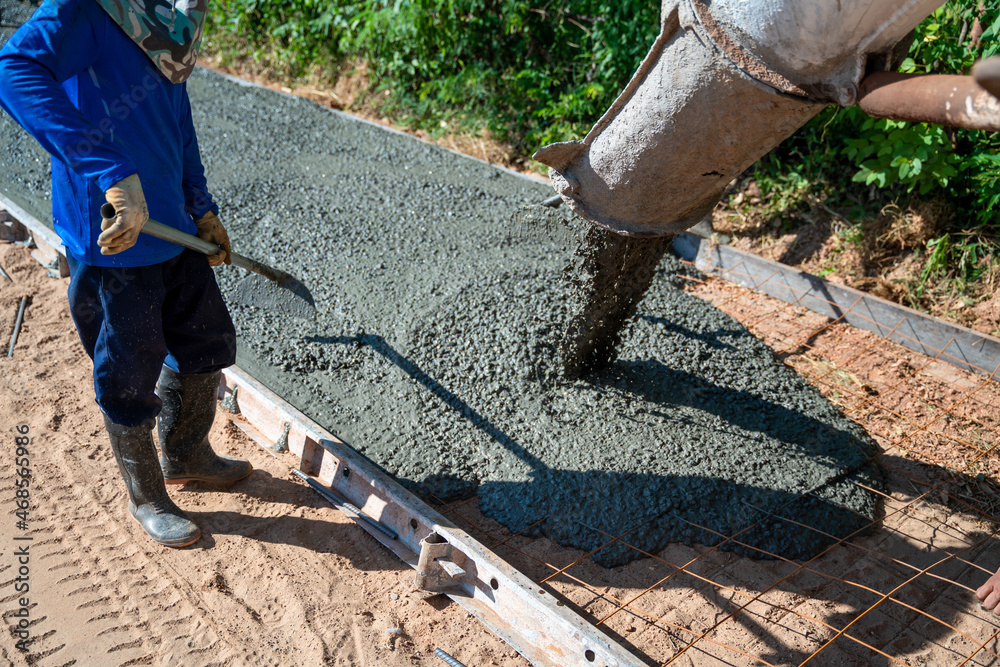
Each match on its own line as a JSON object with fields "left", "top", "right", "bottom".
{"left": 0, "top": 195, "right": 68, "bottom": 278}
{"left": 218, "top": 366, "right": 638, "bottom": 666}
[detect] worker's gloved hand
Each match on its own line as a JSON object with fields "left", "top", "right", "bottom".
{"left": 194, "top": 211, "right": 231, "bottom": 266}
{"left": 99, "top": 174, "right": 149, "bottom": 255}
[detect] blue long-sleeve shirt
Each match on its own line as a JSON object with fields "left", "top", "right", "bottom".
{"left": 0, "top": 0, "right": 217, "bottom": 267}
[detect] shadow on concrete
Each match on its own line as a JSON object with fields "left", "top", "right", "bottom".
{"left": 638, "top": 314, "right": 744, "bottom": 351}
{"left": 478, "top": 452, "right": 1000, "bottom": 667}
{"left": 305, "top": 332, "right": 547, "bottom": 473}
{"left": 304, "top": 331, "right": 882, "bottom": 566}
{"left": 253, "top": 331, "right": 1000, "bottom": 666}
{"left": 609, "top": 358, "right": 871, "bottom": 472}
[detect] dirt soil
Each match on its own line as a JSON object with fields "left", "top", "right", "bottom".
{"left": 709, "top": 194, "right": 1000, "bottom": 339}
{"left": 0, "top": 242, "right": 526, "bottom": 666}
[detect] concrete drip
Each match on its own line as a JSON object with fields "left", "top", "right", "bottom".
{"left": 0, "top": 68, "right": 883, "bottom": 566}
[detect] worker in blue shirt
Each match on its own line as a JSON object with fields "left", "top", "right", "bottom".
{"left": 0, "top": 0, "right": 252, "bottom": 547}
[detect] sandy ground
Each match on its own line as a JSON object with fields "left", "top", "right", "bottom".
{"left": 4, "top": 232, "right": 1000, "bottom": 666}
{"left": 0, "top": 242, "right": 526, "bottom": 666}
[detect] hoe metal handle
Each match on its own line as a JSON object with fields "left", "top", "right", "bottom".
{"left": 100, "top": 202, "right": 291, "bottom": 285}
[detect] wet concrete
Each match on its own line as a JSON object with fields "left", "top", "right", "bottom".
{"left": 560, "top": 226, "right": 673, "bottom": 377}
{"left": 0, "top": 67, "right": 883, "bottom": 566}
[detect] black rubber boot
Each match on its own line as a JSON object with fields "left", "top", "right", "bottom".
{"left": 157, "top": 366, "right": 252, "bottom": 485}
{"left": 104, "top": 416, "right": 201, "bottom": 547}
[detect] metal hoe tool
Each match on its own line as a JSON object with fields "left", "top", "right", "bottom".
{"left": 101, "top": 203, "right": 316, "bottom": 319}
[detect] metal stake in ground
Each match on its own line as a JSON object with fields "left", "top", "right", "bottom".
{"left": 433, "top": 648, "right": 468, "bottom": 667}
{"left": 7, "top": 295, "right": 27, "bottom": 357}
{"left": 290, "top": 468, "right": 399, "bottom": 541}
{"left": 560, "top": 226, "right": 672, "bottom": 377}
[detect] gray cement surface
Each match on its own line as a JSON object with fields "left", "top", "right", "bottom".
{"left": 0, "top": 67, "right": 882, "bottom": 566}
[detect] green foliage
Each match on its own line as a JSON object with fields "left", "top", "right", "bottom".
{"left": 840, "top": 223, "right": 865, "bottom": 247}
{"left": 207, "top": 0, "right": 349, "bottom": 68}
{"left": 902, "top": 0, "right": 1000, "bottom": 73}
{"left": 835, "top": 0, "right": 1000, "bottom": 223}
{"left": 967, "top": 152, "right": 1000, "bottom": 223}
{"left": 205, "top": 0, "right": 659, "bottom": 152}
{"left": 755, "top": 0, "right": 1000, "bottom": 235}
{"left": 917, "top": 231, "right": 992, "bottom": 297}
{"left": 843, "top": 116, "right": 961, "bottom": 194}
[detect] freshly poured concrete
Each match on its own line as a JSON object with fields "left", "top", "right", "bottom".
{"left": 0, "top": 68, "right": 882, "bottom": 566}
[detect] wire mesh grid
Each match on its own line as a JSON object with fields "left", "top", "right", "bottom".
{"left": 432, "top": 263, "right": 1000, "bottom": 667}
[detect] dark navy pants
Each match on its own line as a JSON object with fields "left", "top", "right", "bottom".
{"left": 67, "top": 250, "right": 237, "bottom": 427}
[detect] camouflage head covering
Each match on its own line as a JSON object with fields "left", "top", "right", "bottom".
{"left": 95, "top": 0, "right": 208, "bottom": 83}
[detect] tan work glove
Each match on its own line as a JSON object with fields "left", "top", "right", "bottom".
{"left": 99, "top": 174, "right": 148, "bottom": 255}
{"left": 194, "top": 211, "right": 232, "bottom": 266}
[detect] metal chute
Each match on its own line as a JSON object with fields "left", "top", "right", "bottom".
{"left": 534, "top": 0, "right": 962, "bottom": 238}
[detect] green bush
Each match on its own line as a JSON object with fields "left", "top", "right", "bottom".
{"left": 842, "top": 116, "right": 962, "bottom": 195}
{"left": 758, "top": 0, "right": 1000, "bottom": 228}
{"left": 205, "top": 0, "right": 659, "bottom": 153}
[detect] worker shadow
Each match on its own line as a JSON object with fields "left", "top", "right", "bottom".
{"left": 306, "top": 329, "right": 877, "bottom": 533}
{"left": 637, "top": 315, "right": 743, "bottom": 351}
{"left": 609, "top": 357, "right": 873, "bottom": 468}
{"left": 306, "top": 330, "right": 880, "bottom": 562}
{"left": 304, "top": 331, "right": 547, "bottom": 477}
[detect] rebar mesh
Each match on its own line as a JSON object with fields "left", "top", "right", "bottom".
{"left": 433, "top": 264, "right": 1000, "bottom": 667}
